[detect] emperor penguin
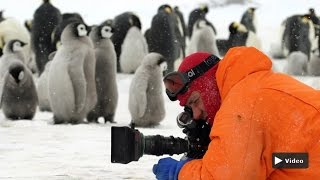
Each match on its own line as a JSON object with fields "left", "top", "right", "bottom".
{"left": 308, "top": 8, "right": 320, "bottom": 31}
{"left": 87, "top": 24, "right": 118, "bottom": 123}
{"left": 0, "top": 10, "right": 5, "bottom": 22}
{"left": 240, "top": 7, "right": 257, "bottom": 33}
{"left": 187, "top": 4, "right": 209, "bottom": 38}
{"left": 147, "top": 6, "right": 180, "bottom": 74}
{"left": 187, "top": 18, "right": 219, "bottom": 57}
{"left": 128, "top": 53, "right": 166, "bottom": 127}
{"left": 120, "top": 26, "right": 148, "bottom": 74}
{"left": 48, "top": 22, "right": 97, "bottom": 124}
{"left": 51, "top": 12, "right": 86, "bottom": 49}
{"left": 111, "top": 12, "right": 142, "bottom": 72}
{"left": 31, "top": 0, "right": 61, "bottom": 75}
{"left": 282, "top": 15, "right": 316, "bottom": 59}
{"left": 0, "top": 39, "right": 38, "bottom": 120}
{"left": 37, "top": 52, "right": 55, "bottom": 112}
{"left": 286, "top": 51, "right": 308, "bottom": 76}
{"left": 174, "top": 6, "right": 187, "bottom": 58}
{"left": 0, "top": 17, "right": 32, "bottom": 66}
{"left": 217, "top": 22, "right": 261, "bottom": 56}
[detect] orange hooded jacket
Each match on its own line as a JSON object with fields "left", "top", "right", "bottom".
{"left": 178, "top": 47, "right": 320, "bottom": 180}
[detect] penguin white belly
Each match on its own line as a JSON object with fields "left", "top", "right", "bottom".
{"left": 48, "top": 60, "right": 75, "bottom": 120}
{"left": 120, "top": 27, "right": 148, "bottom": 73}
{"left": 246, "top": 31, "right": 262, "bottom": 50}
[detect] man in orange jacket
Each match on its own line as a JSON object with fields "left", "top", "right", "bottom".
{"left": 153, "top": 47, "right": 320, "bottom": 179}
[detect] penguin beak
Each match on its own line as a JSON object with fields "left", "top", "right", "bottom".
{"left": 21, "top": 41, "right": 27, "bottom": 47}
{"left": 86, "top": 25, "right": 92, "bottom": 35}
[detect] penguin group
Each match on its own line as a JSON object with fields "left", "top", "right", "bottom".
{"left": 1, "top": 1, "right": 320, "bottom": 127}
{"left": 216, "top": 7, "right": 261, "bottom": 57}
{"left": 270, "top": 8, "right": 320, "bottom": 76}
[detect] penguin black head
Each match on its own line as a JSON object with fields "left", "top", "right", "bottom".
{"left": 229, "top": 22, "right": 239, "bottom": 34}
{"left": 248, "top": 7, "right": 256, "bottom": 14}
{"left": 99, "top": 25, "right": 113, "bottom": 39}
{"left": 301, "top": 14, "right": 312, "bottom": 23}
{"left": 199, "top": 4, "right": 209, "bottom": 13}
{"left": 43, "top": 0, "right": 50, "bottom": 3}
{"left": 72, "top": 23, "right": 88, "bottom": 37}
{"left": 309, "top": 8, "right": 315, "bottom": 15}
{"left": 9, "top": 65, "right": 25, "bottom": 84}
{"left": 142, "top": 53, "right": 166, "bottom": 68}
{"left": 229, "top": 22, "right": 247, "bottom": 34}
{"left": 0, "top": 10, "right": 5, "bottom": 22}
{"left": 158, "top": 4, "right": 173, "bottom": 14}
{"left": 7, "top": 39, "right": 27, "bottom": 53}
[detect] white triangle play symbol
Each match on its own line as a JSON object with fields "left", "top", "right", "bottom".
{"left": 274, "top": 156, "right": 283, "bottom": 165}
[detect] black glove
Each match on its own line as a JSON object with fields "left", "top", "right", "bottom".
{"left": 182, "top": 119, "right": 211, "bottom": 159}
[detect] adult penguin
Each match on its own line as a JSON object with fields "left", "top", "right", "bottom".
{"left": 87, "top": 24, "right": 118, "bottom": 123}
{"left": 187, "top": 4, "right": 209, "bottom": 38}
{"left": 0, "top": 39, "right": 38, "bottom": 120}
{"left": 308, "top": 8, "right": 320, "bottom": 32}
{"left": 37, "top": 52, "right": 55, "bottom": 112}
{"left": 48, "top": 22, "right": 97, "bottom": 124}
{"left": 282, "top": 14, "right": 316, "bottom": 59}
{"left": 0, "top": 10, "right": 5, "bottom": 22}
{"left": 217, "top": 22, "right": 261, "bottom": 56}
{"left": 120, "top": 26, "right": 148, "bottom": 74}
{"left": 187, "top": 18, "right": 219, "bottom": 57}
{"left": 31, "top": 0, "right": 61, "bottom": 75}
{"left": 147, "top": 5, "right": 180, "bottom": 74}
{"left": 240, "top": 7, "right": 257, "bottom": 33}
{"left": 158, "top": 4, "right": 185, "bottom": 60}
{"left": 0, "top": 17, "right": 32, "bottom": 65}
{"left": 128, "top": 53, "right": 166, "bottom": 127}
{"left": 111, "top": 12, "right": 141, "bottom": 72}
{"left": 174, "top": 6, "right": 187, "bottom": 57}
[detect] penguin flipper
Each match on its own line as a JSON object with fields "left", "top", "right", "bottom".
{"left": 0, "top": 73, "right": 7, "bottom": 107}
{"left": 68, "top": 61, "right": 87, "bottom": 113}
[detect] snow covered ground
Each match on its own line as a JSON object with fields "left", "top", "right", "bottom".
{"left": 1, "top": 0, "right": 320, "bottom": 179}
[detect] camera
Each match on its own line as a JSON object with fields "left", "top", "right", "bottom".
{"left": 111, "top": 106, "right": 211, "bottom": 164}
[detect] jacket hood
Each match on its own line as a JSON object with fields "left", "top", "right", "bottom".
{"left": 216, "top": 47, "right": 272, "bottom": 100}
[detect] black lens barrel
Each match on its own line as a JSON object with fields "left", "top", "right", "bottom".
{"left": 144, "top": 135, "right": 188, "bottom": 156}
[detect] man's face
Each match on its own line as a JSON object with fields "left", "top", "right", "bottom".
{"left": 184, "top": 91, "right": 208, "bottom": 121}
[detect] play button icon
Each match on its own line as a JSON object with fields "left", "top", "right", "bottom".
{"left": 274, "top": 156, "right": 283, "bottom": 165}
{"left": 272, "top": 153, "right": 308, "bottom": 168}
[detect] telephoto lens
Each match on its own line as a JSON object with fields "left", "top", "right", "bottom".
{"left": 111, "top": 126, "right": 189, "bottom": 164}
{"left": 144, "top": 135, "right": 188, "bottom": 156}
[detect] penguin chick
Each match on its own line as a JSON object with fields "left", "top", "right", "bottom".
{"left": 87, "top": 24, "right": 118, "bottom": 123}
{"left": 286, "top": 51, "right": 308, "bottom": 76}
{"left": 128, "top": 53, "right": 166, "bottom": 127}
{"left": 48, "top": 22, "right": 97, "bottom": 124}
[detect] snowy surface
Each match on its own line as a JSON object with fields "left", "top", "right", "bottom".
{"left": 1, "top": 0, "right": 320, "bottom": 179}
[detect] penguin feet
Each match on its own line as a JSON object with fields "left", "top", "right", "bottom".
{"left": 70, "top": 118, "right": 86, "bottom": 125}
{"left": 87, "top": 118, "right": 99, "bottom": 123}
{"left": 53, "top": 116, "right": 65, "bottom": 124}
{"left": 104, "top": 114, "right": 115, "bottom": 124}
{"left": 6, "top": 114, "right": 22, "bottom": 120}
{"left": 87, "top": 112, "right": 99, "bottom": 123}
